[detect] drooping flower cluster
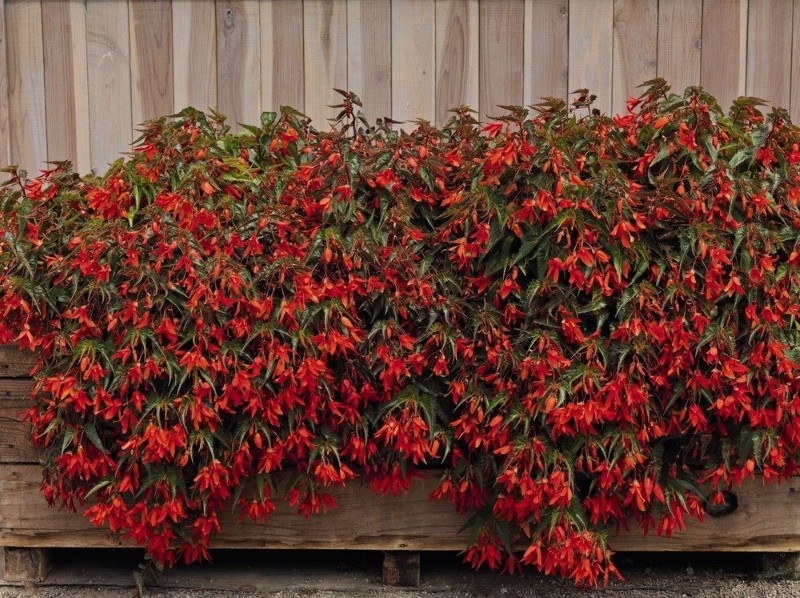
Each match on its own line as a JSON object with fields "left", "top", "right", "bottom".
{"left": 2, "top": 81, "right": 800, "bottom": 587}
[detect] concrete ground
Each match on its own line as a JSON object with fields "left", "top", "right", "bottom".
{"left": 2, "top": 549, "right": 800, "bottom": 597}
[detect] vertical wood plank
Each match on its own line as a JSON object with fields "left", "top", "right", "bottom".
{"left": 612, "top": 0, "right": 657, "bottom": 114}
{"left": 43, "top": 0, "right": 77, "bottom": 167}
{"left": 68, "top": 1, "right": 90, "bottom": 174}
{"left": 436, "top": 0, "right": 479, "bottom": 125}
{"left": 42, "top": 0, "right": 91, "bottom": 173}
{"left": 657, "top": 0, "right": 702, "bottom": 94}
{"left": 261, "top": 0, "right": 304, "bottom": 113}
{"left": 304, "top": 0, "right": 348, "bottom": 126}
{"left": 5, "top": 0, "right": 47, "bottom": 175}
{"left": 479, "top": 0, "right": 525, "bottom": 122}
{"left": 86, "top": 0, "right": 132, "bottom": 173}
{"left": 217, "top": 1, "right": 260, "bottom": 129}
{"left": 793, "top": 0, "right": 800, "bottom": 124}
{"left": 524, "top": 0, "right": 569, "bottom": 105}
{"left": 0, "top": 0, "right": 12, "bottom": 173}
{"left": 568, "top": 0, "right": 613, "bottom": 113}
{"left": 392, "top": 0, "right": 435, "bottom": 123}
{"left": 347, "top": 0, "right": 391, "bottom": 121}
{"left": 700, "top": 0, "right": 747, "bottom": 111}
{"left": 129, "top": 0, "right": 173, "bottom": 127}
{"left": 173, "top": 0, "right": 217, "bottom": 111}
{"left": 746, "top": 0, "right": 793, "bottom": 109}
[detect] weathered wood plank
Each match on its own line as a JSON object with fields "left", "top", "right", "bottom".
{"left": 42, "top": 0, "right": 91, "bottom": 172}
{"left": 479, "top": 0, "right": 525, "bottom": 122}
{"left": 172, "top": 0, "right": 217, "bottom": 112}
{"left": 436, "top": 0, "right": 479, "bottom": 125}
{"left": 523, "top": 0, "right": 568, "bottom": 104}
{"left": 129, "top": 0, "right": 174, "bottom": 127}
{"left": 793, "top": 0, "right": 800, "bottom": 124}
{"left": 347, "top": 0, "right": 391, "bottom": 121}
{"left": 746, "top": 0, "right": 793, "bottom": 110}
{"left": 392, "top": 0, "right": 435, "bottom": 124}
{"left": 0, "top": 378, "right": 37, "bottom": 464}
{"left": 5, "top": 0, "right": 47, "bottom": 175}
{"left": 0, "top": 0, "right": 10, "bottom": 176}
{"left": 568, "top": 0, "right": 613, "bottom": 113}
{"left": 86, "top": 0, "right": 132, "bottom": 173}
{"left": 304, "top": 0, "right": 348, "bottom": 127}
{"left": 0, "top": 346, "right": 34, "bottom": 378}
{"left": 260, "top": 0, "right": 304, "bottom": 113}
{"left": 216, "top": 0, "right": 260, "bottom": 130}
{"left": 0, "top": 464, "right": 465, "bottom": 549}
{"left": 3, "top": 463, "right": 800, "bottom": 553}
{"left": 612, "top": 0, "right": 658, "bottom": 114}
{"left": 700, "top": 0, "right": 747, "bottom": 111}
{"left": 656, "top": 0, "right": 702, "bottom": 94}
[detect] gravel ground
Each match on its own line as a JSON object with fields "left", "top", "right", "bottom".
{"left": 3, "top": 550, "right": 800, "bottom": 597}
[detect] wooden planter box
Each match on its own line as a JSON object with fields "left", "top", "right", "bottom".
{"left": 2, "top": 347, "right": 800, "bottom": 584}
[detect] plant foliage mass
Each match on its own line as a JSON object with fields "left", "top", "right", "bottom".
{"left": 2, "top": 81, "right": 800, "bottom": 587}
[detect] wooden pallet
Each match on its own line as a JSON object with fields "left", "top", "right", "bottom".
{"left": 3, "top": 348, "right": 800, "bottom": 585}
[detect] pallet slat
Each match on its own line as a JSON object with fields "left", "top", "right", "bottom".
{"left": 0, "top": 378, "right": 37, "bottom": 464}
{"left": 0, "top": 346, "right": 34, "bottom": 378}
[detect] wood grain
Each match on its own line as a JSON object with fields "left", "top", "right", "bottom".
{"left": 260, "top": 0, "right": 304, "bottom": 113}
{"left": 217, "top": 1, "right": 260, "bottom": 130}
{"left": 700, "top": 0, "right": 747, "bottom": 111}
{"left": 304, "top": 0, "right": 348, "bottom": 127}
{"left": 391, "top": 0, "right": 435, "bottom": 124}
{"left": 568, "top": 0, "right": 614, "bottom": 114}
{"left": 0, "top": 0, "right": 10, "bottom": 175}
{"left": 172, "top": 0, "right": 217, "bottom": 112}
{"left": 794, "top": 0, "right": 800, "bottom": 124}
{"left": 42, "top": 0, "right": 90, "bottom": 172}
{"left": 5, "top": 0, "right": 47, "bottom": 175}
{"left": 0, "top": 378, "right": 39, "bottom": 464}
{"left": 746, "top": 0, "right": 793, "bottom": 110}
{"left": 0, "top": 464, "right": 466, "bottom": 549}
{"left": 3, "top": 463, "right": 800, "bottom": 553}
{"left": 129, "top": 0, "right": 174, "bottom": 127}
{"left": 2, "top": 547, "right": 53, "bottom": 582}
{"left": 479, "top": 0, "right": 525, "bottom": 122}
{"left": 0, "top": 346, "right": 34, "bottom": 377}
{"left": 612, "top": 0, "right": 658, "bottom": 114}
{"left": 656, "top": 0, "right": 702, "bottom": 94}
{"left": 436, "top": 0, "right": 479, "bottom": 125}
{"left": 347, "top": 0, "right": 391, "bottom": 122}
{"left": 86, "top": 0, "right": 132, "bottom": 174}
{"left": 523, "top": 0, "right": 568, "bottom": 104}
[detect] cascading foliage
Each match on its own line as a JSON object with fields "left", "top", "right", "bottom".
{"left": 2, "top": 80, "right": 800, "bottom": 587}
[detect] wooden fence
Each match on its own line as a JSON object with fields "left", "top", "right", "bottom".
{"left": 1, "top": 0, "right": 799, "bottom": 177}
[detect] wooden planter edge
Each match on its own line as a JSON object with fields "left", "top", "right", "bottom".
{"left": 2, "top": 348, "right": 800, "bottom": 558}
